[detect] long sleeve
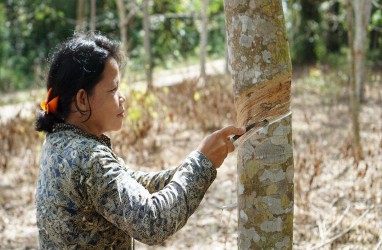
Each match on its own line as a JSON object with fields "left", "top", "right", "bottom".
{"left": 124, "top": 164, "right": 177, "bottom": 193}
{"left": 86, "top": 149, "right": 217, "bottom": 245}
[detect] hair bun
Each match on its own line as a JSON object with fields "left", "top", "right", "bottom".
{"left": 35, "top": 110, "right": 61, "bottom": 133}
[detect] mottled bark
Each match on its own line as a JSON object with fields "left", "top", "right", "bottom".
{"left": 224, "top": 0, "right": 294, "bottom": 249}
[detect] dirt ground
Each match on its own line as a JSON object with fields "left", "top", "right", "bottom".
{"left": 0, "top": 69, "right": 381, "bottom": 249}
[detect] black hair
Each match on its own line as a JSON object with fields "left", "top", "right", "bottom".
{"left": 35, "top": 32, "right": 124, "bottom": 133}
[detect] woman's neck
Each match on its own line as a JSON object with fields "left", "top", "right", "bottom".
{"left": 65, "top": 116, "right": 102, "bottom": 138}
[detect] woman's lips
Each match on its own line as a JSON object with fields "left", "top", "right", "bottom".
{"left": 118, "top": 110, "right": 125, "bottom": 117}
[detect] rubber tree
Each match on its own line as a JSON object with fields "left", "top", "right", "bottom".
{"left": 200, "top": 0, "right": 209, "bottom": 83}
{"left": 347, "top": 0, "right": 371, "bottom": 163}
{"left": 353, "top": 0, "right": 372, "bottom": 102}
{"left": 224, "top": 1, "right": 294, "bottom": 249}
{"left": 76, "top": 0, "right": 86, "bottom": 31}
{"left": 143, "top": 0, "right": 153, "bottom": 89}
{"left": 116, "top": 0, "right": 128, "bottom": 55}
{"left": 90, "top": 0, "right": 96, "bottom": 32}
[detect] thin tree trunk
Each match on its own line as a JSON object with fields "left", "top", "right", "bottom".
{"left": 348, "top": 0, "right": 363, "bottom": 163}
{"left": 353, "top": 0, "right": 372, "bottom": 102}
{"left": 224, "top": 43, "right": 230, "bottom": 85}
{"left": 143, "top": 0, "right": 153, "bottom": 90}
{"left": 224, "top": 13, "right": 230, "bottom": 85}
{"left": 76, "top": 0, "right": 86, "bottom": 31}
{"left": 90, "top": 0, "right": 96, "bottom": 32}
{"left": 116, "top": 0, "right": 128, "bottom": 54}
{"left": 224, "top": 0, "right": 294, "bottom": 249}
{"left": 200, "top": 0, "right": 208, "bottom": 83}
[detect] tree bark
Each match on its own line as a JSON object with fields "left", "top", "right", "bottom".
{"left": 116, "top": 0, "right": 128, "bottom": 54}
{"left": 143, "top": 0, "right": 153, "bottom": 90}
{"left": 347, "top": 0, "right": 363, "bottom": 163}
{"left": 76, "top": 0, "right": 86, "bottom": 31}
{"left": 224, "top": 1, "right": 294, "bottom": 249}
{"left": 353, "top": 0, "right": 372, "bottom": 102}
{"left": 90, "top": 0, "right": 96, "bottom": 32}
{"left": 200, "top": 0, "right": 208, "bottom": 83}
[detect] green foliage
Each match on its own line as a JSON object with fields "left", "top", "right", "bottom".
{"left": 287, "top": 0, "right": 349, "bottom": 65}
{"left": 0, "top": 0, "right": 227, "bottom": 92}
{"left": 370, "top": 6, "right": 382, "bottom": 66}
{"left": 287, "top": 0, "right": 321, "bottom": 64}
{"left": 321, "top": 48, "right": 349, "bottom": 70}
{"left": 125, "top": 88, "right": 161, "bottom": 138}
{"left": 302, "top": 65, "right": 347, "bottom": 105}
{"left": 0, "top": 0, "right": 75, "bottom": 92}
{"left": 127, "top": 89, "right": 158, "bottom": 123}
{"left": 0, "top": 0, "right": 381, "bottom": 93}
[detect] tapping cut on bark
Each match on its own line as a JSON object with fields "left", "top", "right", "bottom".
{"left": 223, "top": 0, "right": 294, "bottom": 248}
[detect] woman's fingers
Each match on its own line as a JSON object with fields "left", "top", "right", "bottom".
{"left": 226, "top": 139, "right": 235, "bottom": 153}
{"left": 197, "top": 126, "right": 245, "bottom": 168}
{"left": 219, "top": 126, "right": 245, "bottom": 153}
{"left": 219, "top": 126, "right": 246, "bottom": 137}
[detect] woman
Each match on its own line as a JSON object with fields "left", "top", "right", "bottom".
{"left": 35, "top": 33, "right": 244, "bottom": 249}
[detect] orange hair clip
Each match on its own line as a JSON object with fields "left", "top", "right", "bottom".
{"left": 40, "top": 88, "right": 59, "bottom": 114}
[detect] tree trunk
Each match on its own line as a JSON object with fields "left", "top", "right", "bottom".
{"left": 90, "top": 0, "right": 96, "bottom": 32}
{"left": 225, "top": 43, "right": 230, "bottom": 85}
{"left": 116, "top": 0, "right": 128, "bottom": 54}
{"left": 347, "top": 0, "right": 363, "bottom": 163}
{"left": 353, "top": 0, "right": 372, "bottom": 102}
{"left": 224, "top": 1, "right": 294, "bottom": 249}
{"left": 143, "top": 0, "right": 153, "bottom": 90}
{"left": 76, "top": 0, "right": 86, "bottom": 31}
{"left": 200, "top": 0, "right": 208, "bottom": 83}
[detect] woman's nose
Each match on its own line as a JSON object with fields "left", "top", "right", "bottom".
{"left": 119, "top": 92, "right": 126, "bottom": 103}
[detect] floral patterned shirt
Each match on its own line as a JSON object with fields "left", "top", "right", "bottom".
{"left": 35, "top": 123, "right": 217, "bottom": 249}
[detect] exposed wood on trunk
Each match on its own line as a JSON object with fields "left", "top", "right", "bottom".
{"left": 224, "top": 0, "right": 294, "bottom": 248}
{"left": 235, "top": 72, "right": 291, "bottom": 127}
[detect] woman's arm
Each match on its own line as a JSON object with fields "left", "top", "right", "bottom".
{"left": 119, "top": 125, "right": 245, "bottom": 193}
{"left": 87, "top": 149, "right": 216, "bottom": 245}
{"left": 120, "top": 160, "right": 177, "bottom": 193}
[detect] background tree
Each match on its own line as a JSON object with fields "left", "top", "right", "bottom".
{"left": 143, "top": 0, "right": 153, "bottom": 89}
{"left": 116, "top": 0, "right": 128, "bottom": 55}
{"left": 224, "top": 0, "right": 294, "bottom": 248}
{"left": 347, "top": 0, "right": 372, "bottom": 164}
{"left": 287, "top": 0, "right": 321, "bottom": 64}
{"left": 1, "top": 0, "right": 381, "bottom": 93}
{"left": 200, "top": 0, "right": 208, "bottom": 83}
{"left": 76, "top": 0, "right": 86, "bottom": 31}
{"left": 90, "top": 0, "right": 97, "bottom": 32}
{"left": 353, "top": 0, "right": 373, "bottom": 102}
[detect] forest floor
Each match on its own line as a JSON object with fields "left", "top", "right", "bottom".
{"left": 0, "top": 66, "right": 381, "bottom": 249}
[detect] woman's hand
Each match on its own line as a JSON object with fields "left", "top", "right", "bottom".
{"left": 197, "top": 126, "right": 245, "bottom": 168}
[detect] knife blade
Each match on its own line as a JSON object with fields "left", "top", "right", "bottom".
{"left": 230, "top": 119, "right": 269, "bottom": 142}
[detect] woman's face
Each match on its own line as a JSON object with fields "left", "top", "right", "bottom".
{"left": 86, "top": 57, "right": 126, "bottom": 135}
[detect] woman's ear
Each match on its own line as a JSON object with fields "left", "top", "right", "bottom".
{"left": 74, "top": 89, "right": 90, "bottom": 113}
